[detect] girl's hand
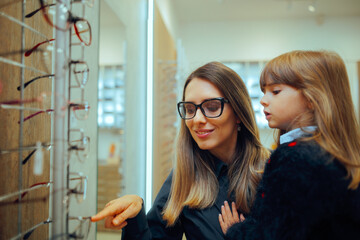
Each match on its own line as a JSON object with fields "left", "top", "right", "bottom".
{"left": 219, "top": 201, "right": 245, "bottom": 234}
{"left": 91, "top": 195, "right": 143, "bottom": 230}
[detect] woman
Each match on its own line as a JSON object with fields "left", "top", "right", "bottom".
{"left": 92, "top": 61, "right": 270, "bottom": 239}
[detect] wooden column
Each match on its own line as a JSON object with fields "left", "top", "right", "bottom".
{"left": 153, "top": 2, "right": 177, "bottom": 201}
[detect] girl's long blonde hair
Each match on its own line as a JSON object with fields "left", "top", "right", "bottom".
{"left": 260, "top": 50, "right": 360, "bottom": 189}
{"left": 162, "top": 62, "right": 270, "bottom": 226}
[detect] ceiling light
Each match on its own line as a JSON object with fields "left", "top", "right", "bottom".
{"left": 308, "top": 5, "right": 316, "bottom": 12}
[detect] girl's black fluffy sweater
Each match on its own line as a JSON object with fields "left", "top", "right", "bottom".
{"left": 226, "top": 140, "right": 360, "bottom": 240}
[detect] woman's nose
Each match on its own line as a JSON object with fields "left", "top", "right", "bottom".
{"left": 193, "top": 108, "right": 207, "bottom": 123}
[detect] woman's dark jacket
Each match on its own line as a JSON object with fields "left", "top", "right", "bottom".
{"left": 122, "top": 158, "right": 234, "bottom": 240}
{"left": 226, "top": 140, "right": 360, "bottom": 240}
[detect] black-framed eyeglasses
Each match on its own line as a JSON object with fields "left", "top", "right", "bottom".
{"left": 177, "top": 97, "right": 229, "bottom": 120}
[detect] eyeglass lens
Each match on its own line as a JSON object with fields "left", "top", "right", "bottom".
{"left": 72, "top": 61, "right": 89, "bottom": 88}
{"left": 69, "top": 176, "right": 87, "bottom": 203}
{"left": 73, "top": 19, "right": 92, "bottom": 46}
{"left": 70, "top": 102, "right": 90, "bottom": 120}
{"left": 69, "top": 137, "right": 90, "bottom": 162}
{"left": 68, "top": 216, "right": 91, "bottom": 239}
{"left": 178, "top": 99, "right": 224, "bottom": 119}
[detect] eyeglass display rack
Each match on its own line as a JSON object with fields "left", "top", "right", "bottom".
{"left": 0, "top": 0, "right": 94, "bottom": 239}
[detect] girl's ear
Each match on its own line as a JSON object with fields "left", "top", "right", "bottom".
{"left": 308, "top": 103, "right": 314, "bottom": 110}
{"left": 303, "top": 93, "right": 313, "bottom": 110}
{"left": 307, "top": 99, "right": 314, "bottom": 110}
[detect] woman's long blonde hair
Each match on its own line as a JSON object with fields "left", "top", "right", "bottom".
{"left": 260, "top": 50, "right": 360, "bottom": 189}
{"left": 162, "top": 62, "right": 270, "bottom": 226}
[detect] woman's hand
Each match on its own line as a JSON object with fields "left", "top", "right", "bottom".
{"left": 91, "top": 194, "right": 143, "bottom": 230}
{"left": 219, "top": 201, "right": 245, "bottom": 234}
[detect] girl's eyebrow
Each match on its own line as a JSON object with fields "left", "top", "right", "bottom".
{"left": 263, "top": 82, "right": 279, "bottom": 88}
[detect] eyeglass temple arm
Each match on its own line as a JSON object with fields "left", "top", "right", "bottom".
{"left": 19, "top": 109, "right": 54, "bottom": 124}
{"left": 0, "top": 97, "right": 39, "bottom": 105}
{"left": 22, "top": 219, "right": 52, "bottom": 240}
{"left": 25, "top": 3, "right": 56, "bottom": 18}
{"left": 17, "top": 74, "right": 55, "bottom": 91}
{"left": 22, "top": 143, "right": 52, "bottom": 165}
{"left": 24, "top": 39, "right": 55, "bottom": 57}
{"left": 12, "top": 181, "right": 52, "bottom": 203}
{"left": 22, "top": 149, "right": 36, "bottom": 165}
{"left": 0, "top": 142, "right": 51, "bottom": 154}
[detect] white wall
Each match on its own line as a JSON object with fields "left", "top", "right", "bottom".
{"left": 99, "top": 26, "right": 126, "bottom": 66}
{"left": 179, "top": 16, "right": 360, "bottom": 90}
{"left": 180, "top": 17, "right": 360, "bottom": 64}
{"left": 99, "top": 0, "right": 126, "bottom": 65}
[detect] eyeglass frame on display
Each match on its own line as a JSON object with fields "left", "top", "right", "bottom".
{"left": 0, "top": 172, "right": 88, "bottom": 204}
{"left": 0, "top": 142, "right": 52, "bottom": 165}
{"left": 16, "top": 61, "right": 89, "bottom": 98}
{"left": 25, "top": 0, "right": 92, "bottom": 46}
{"left": 0, "top": 92, "right": 91, "bottom": 122}
{"left": 0, "top": 129, "right": 89, "bottom": 165}
{"left": 68, "top": 128, "right": 90, "bottom": 163}
{"left": 10, "top": 213, "right": 92, "bottom": 240}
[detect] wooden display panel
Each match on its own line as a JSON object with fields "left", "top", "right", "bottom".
{"left": 0, "top": 1, "right": 52, "bottom": 239}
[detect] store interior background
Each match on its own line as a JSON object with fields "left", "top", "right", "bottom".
{"left": 96, "top": 0, "right": 360, "bottom": 239}
{"left": 0, "top": 0, "right": 358, "bottom": 239}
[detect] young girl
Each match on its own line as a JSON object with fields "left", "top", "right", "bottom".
{"left": 219, "top": 50, "right": 360, "bottom": 239}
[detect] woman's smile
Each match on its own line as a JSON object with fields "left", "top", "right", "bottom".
{"left": 194, "top": 129, "right": 214, "bottom": 138}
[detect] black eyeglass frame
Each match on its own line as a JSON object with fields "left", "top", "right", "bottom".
{"left": 177, "top": 97, "right": 229, "bottom": 120}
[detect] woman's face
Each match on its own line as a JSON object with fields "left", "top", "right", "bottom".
{"left": 184, "top": 77, "right": 239, "bottom": 162}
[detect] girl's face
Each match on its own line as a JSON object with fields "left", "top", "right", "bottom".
{"left": 260, "top": 82, "right": 310, "bottom": 131}
{"left": 184, "top": 78, "right": 239, "bottom": 163}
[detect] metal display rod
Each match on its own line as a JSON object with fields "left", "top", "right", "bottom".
{"left": 52, "top": 0, "right": 70, "bottom": 238}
